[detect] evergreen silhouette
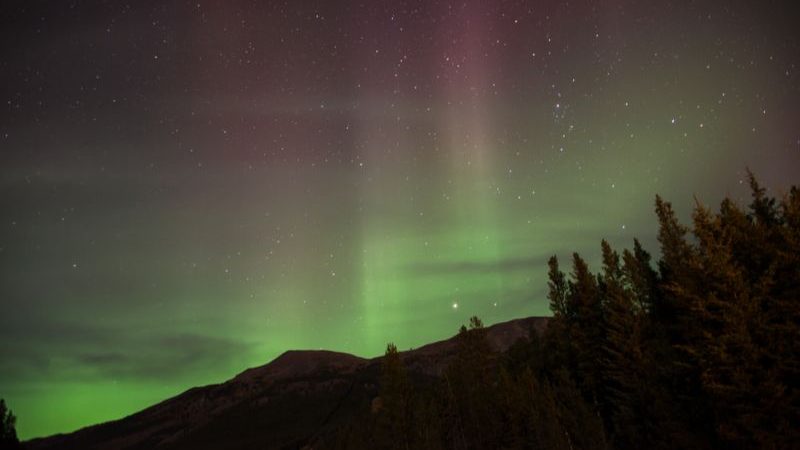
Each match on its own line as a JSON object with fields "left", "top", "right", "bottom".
{"left": 0, "top": 399, "right": 19, "bottom": 450}
{"left": 328, "top": 174, "right": 798, "bottom": 450}
{"left": 375, "top": 343, "right": 412, "bottom": 449}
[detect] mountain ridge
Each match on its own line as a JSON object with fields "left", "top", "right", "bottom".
{"left": 25, "top": 316, "right": 548, "bottom": 450}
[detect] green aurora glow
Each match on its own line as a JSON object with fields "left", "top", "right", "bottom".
{"left": 1, "top": 0, "right": 799, "bottom": 439}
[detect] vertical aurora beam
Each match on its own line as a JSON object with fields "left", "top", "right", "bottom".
{"left": 437, "top": 2, "right": 504, "bottom": 316}
{"left": 354, "top": 1, "right": 511, "bottom": 351}
{"left": 351, "top": 23, "right": 420, "bottom": 349}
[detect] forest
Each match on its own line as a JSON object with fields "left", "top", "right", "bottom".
{"left": 330, "top": 174, "right": 799, "bottom": 450}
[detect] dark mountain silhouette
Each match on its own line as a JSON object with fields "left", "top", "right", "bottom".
{"left": 25, "top": 317, "right": 547, "bottom": 450}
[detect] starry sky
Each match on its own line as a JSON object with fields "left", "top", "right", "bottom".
{"left": 1, "top": 0, "right": 799, "bottom": 440}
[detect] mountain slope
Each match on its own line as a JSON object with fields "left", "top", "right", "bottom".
{"left": 25, "top": 317, "right": 547, "bottom": 450}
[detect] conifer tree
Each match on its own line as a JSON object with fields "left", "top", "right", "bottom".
{"left": 566, "top": 253, "right": 604, "bottom": 402}
{"left": 653, "top": 195, "right": 715, "bottom": 446}
{"left": 0, "top": 399, "right": 19, "bottom": 450}
{"left": 598, "top": 240, "right": 645, "bottom": 448}
{"left": 543, "top": 256, "right": 571, "bottom": 371}
{"left": 547, "top": 256, "right": 569, "bottom": 318}
{"left": 621, "top": 239, "right": 660, "bottom": 315}
{"left": 444, "top": 317, "right": 498, "bottom": 450}
{"left": 377, "top": 343, "right": 412, "bottom": 450}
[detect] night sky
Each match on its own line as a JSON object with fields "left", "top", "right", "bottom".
{"left": 1, "top": 0, "right": 799, "bottom": 439}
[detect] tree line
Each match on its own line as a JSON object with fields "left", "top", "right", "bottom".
{"left": 330, "top": 173, "right": 799, "bottom": 450}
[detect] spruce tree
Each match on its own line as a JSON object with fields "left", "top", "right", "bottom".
{"left": 566, "top": 253, "right": 604, "bottom": 403}
{"left": 0, "top": 399, "right": 19, "bottom": 450}
{"left": 599, "top": 240, "right": 645, "bottom": 448}
{"left": 377, "top": 343, "right": 412, "bottom": 450}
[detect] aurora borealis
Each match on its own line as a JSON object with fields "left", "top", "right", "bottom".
{"left": 1, "top": 0, "right": 799, "bottom": 440}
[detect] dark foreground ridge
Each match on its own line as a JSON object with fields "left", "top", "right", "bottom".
{"left": 25, "top": 317, "right": 548, "bottom": 450}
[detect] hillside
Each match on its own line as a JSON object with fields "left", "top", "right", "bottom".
{"left": 25, "top": 317, "right": 547, "bottom": 450}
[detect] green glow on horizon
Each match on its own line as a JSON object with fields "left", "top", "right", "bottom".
{"left": 2, "top": 0, "right": 799, "bottom": 441}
